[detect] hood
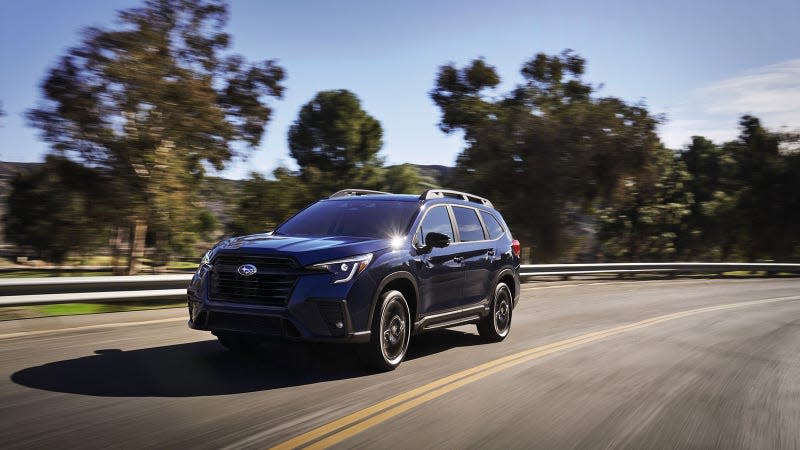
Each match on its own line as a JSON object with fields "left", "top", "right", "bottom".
{"left": 211, "top": 233, "right": 391, "bottom": 266}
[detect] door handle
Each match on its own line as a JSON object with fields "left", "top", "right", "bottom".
{"left": 453, "top": 256, "right": 463, "bottom": 263}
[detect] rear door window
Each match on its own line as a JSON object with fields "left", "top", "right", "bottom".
{"left": 452, "top": 207, "right": 486, "bottom": 242}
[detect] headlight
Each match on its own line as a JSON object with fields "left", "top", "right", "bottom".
{"left": 309, "top": 253, "right": 373, "bottom": 284}
{"left": 200, "top": 250, "right": 212, "bottom": 267}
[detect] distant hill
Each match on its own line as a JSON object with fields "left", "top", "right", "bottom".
{"left": 0, "top": 161, "right": 40, "bottom": 181}
{"left": 411, "top": 164, "right": 453, "bottom": 185}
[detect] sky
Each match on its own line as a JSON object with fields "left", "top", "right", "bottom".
{"left": 1, "top": 0, "right": 798, "bottom": 179}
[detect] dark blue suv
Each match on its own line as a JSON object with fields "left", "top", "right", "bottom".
{"left": 188, "top": 189, "right": 521, "bottom": 370}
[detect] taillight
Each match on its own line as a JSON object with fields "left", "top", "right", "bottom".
{"left": 511, "top": 239, "right": 521, "bottom": 258}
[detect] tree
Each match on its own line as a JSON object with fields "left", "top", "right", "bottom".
{"left": 288, "top": 90, "right": 383, "bottom": 196}
{"left": 678, "top": 136, "right": 739, "bottom": 259}
{"left": 27, "top": 0, "right": 285, "bottom": 273}
{"left": 598, "top": 146, "right": 693, "bottom": 261}
{"left": 228, "top": 167, "right": 311, "bottom": 236}
{"left": 4, "top": 156, "right": 111, "bottom": 263}
{"left": 723, "top": 116, "right": 795, "bottom": 260}
{"left": 675, "top": 117, "right": 800, "bottom": 261}
{"left": 431, "top": 50, "right": 662, "bottom": 261}
{"left": 383, "top": 164, "right": 430, "bottom": 193}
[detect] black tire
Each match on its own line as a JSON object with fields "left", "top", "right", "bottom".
{"left": 216, "top": 332, "right": 260, "bottom": 353}
{"left": 477, "top": 282, "right": 512, "bottom": 342}
{"left": 359, "top": 290, "right": 411, "bottom": 371}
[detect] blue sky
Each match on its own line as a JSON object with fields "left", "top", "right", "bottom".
{"left": 1, "top": 0, "right": 798, "bottom": 179}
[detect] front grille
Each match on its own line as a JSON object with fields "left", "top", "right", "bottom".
{"left": 209, "top": 254, "right": 299, "bottom": 306}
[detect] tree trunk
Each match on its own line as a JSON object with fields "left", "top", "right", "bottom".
{"left": 127, "top": 219, "right": 147, "bottom": 275}
{"left": 111, "top": 226, "right": 127, "bottom": 275}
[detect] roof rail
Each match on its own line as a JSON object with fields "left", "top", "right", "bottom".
{"left": 329, "top": 189, "right": 391, "bottom": 199}
{"left": 419, "top": 189, "right": 493, "bottom": 208}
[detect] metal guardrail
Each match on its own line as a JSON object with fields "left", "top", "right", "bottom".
{"left": 519, "top": 262, "right": 800, "bottom": 277}
{"left": 0, "top": 275, "right": 192, "bottom": 306}
{"left": 0, "top": 263, "right": 799, "bottom": 307}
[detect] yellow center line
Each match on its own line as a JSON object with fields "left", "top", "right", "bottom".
{"left": 270, "top": 294, "right": 800, "bottom": 450}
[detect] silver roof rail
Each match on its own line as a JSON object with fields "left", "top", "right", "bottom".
{"left": 329, "top": 189, "right": 391, "bottom": 199}
{"left": 419, "top": 189, "right": 493, "bottom": 208}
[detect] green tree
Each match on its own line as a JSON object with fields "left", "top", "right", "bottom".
{"left": 4, "top": 156, "right": 111, "bottom": 263}
{"left": 724, "top": 116, "right": 795, "bottom": 260}
{"left": 233, "top": 90, "right": 429, "bottom": 238}
{"left": 598, "top": 147, "right": 694, "bottom": 261}
{"left": 288, "top": 90, "right": 384, "bottom": 196}
{"left": 676, "top": 118, "right": 800, "bottom": 261}
{"left": 678, "top": 136, "right": 739, "bottom": 259}
{"left": 27, "top": 0, "right": 285, "bottom": 273}
{"left": 228, "top": 167, "right": 311, "bottom": 236}
{"left": 383, "top": 164, "right": 430, "bottom": 194}
{"left": 431, "top": 50, "right": 662, "bottom": 261}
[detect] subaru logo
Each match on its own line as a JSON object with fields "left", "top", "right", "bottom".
{"left": 237, "top": 264, "right": 257, "bottom": 276}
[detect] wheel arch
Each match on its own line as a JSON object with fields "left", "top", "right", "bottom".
{"left": 494, "top": 268, "right": 519, "bottom": 308}
{"left": 369, "top": 271, "right": 419, "bottom": 330}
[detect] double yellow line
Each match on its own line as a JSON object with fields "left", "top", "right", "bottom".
{"left": 271, "top": 295, "right": 800, "bottom": 450}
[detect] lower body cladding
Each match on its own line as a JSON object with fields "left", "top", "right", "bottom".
{"left": 187, "top": 295, "right": 371, "bottom": 343}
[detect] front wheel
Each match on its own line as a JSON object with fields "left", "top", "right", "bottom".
{"left": 359, "top": 290, "right": 411, "bottom": 371}
{"left": 477, "top": 282, "right": 512, "bottom": 342}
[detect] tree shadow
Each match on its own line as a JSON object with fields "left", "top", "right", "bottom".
{"left": 11, "top": 329, "right": 483, "bottom": 398}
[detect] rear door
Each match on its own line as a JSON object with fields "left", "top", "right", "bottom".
{"left": 451, "top": 206, "right": 494, "bottom": 305}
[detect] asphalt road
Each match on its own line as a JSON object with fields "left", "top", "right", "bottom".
{"left": 0, "top": 278, "right": 799, "bottom": 449}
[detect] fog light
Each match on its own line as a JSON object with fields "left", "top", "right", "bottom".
{"left": 335, "top": 321, "right": 344, "bottom": 329}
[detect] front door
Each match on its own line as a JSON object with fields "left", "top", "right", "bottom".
{"left": 413, "top": 205, "right": 464, "bottom": 314}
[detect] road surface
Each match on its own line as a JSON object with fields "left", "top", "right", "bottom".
{"left": 0, "top": 278, "right": 798, "bottom": 449}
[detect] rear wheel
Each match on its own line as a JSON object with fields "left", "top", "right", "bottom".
{"left": 477, "top": 282, "right": 512, "bottom": 342}
{"left": 359, "top": 290, "right": 411, "bottom": 371}
{"left": 215, "top": 332, "right": 260, "bottom": 353}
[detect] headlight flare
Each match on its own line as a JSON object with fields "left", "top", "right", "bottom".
{"left": 390, "top": 236, "right": 405, "bottom": 250}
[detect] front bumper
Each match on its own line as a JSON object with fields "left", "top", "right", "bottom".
{"left": 186, "top": 268, "right": 372, "bottom": 343}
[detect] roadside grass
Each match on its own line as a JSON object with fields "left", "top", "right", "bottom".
{"left": 0, "top": 271, "right": 116, "bottom": 278}
{"left": 0, "top": 300, "right": 185, "bottom": 321}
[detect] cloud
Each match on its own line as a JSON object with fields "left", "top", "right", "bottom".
{"left": 659, "top": 59, "right": 800, "bottom": 149}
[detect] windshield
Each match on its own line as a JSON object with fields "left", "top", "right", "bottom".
{"left": 275, "top": 199, "right": 420, "bottom": 238}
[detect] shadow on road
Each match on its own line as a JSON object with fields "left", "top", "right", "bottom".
{"left": 11, "top": 329, "right": 482, "bottom": 397}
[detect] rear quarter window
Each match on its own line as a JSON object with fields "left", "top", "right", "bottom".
{"left": 480, "top": 210, "right": 506, "bottom": 240}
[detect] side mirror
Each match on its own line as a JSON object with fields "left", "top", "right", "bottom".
{"left": 425, "top": 232, "right": 451, "bottom": 249}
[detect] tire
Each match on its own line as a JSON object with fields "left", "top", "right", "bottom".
{"left": 216, "top": 332, "right": 259, "bottom": 353}
{"left": 477, "top": 282, "right": 512, "bottom": 342}
{"left": 359, "top": 290, "right": 411, "bottom": 371}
